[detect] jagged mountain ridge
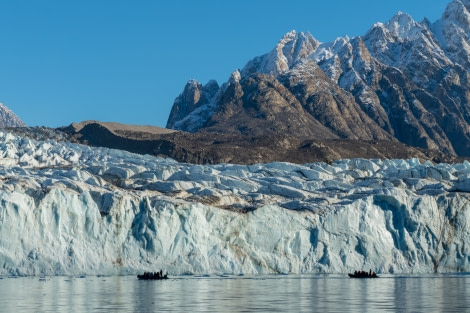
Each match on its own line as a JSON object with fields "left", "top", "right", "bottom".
{"left": 167, "top": 0, "right": 470, "bottom": 157}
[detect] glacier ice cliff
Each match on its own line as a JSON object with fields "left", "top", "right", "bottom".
{"left": 0, "top": 131, "right": 469, "bottom": 276}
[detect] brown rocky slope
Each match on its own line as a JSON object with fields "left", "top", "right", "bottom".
{"left": 56, "top": 121, "right": 461, "bottom": 165}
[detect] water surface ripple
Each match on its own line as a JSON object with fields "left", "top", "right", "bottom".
{"left": 1, "top": 274, "right": 469, "bottom": 312}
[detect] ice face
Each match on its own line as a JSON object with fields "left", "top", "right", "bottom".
{"left": 0, "top": 130, "right": 469, "bottom": 276}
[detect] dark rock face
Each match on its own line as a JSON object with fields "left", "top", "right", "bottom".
{"left": 202, "top": 72, "right": 338, "bottom": 139}
{"left": 166, "top": 79, "right": 219, "bottom": 132}
{"left": 167, "top": 1, "right": 470, "bottom": 158}
{"left": 57, "top": 121, "right": 461, "bottom": 165}
{"left": 278, "top": 60, "right": 393, "bottom": 141}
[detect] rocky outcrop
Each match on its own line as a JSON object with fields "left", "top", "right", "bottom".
{"left": 57, "top": 121, "right": 459, "bottom": 165}
{"left": 202, "top": 72, "right": 338, "bottom": 139}
{"left": 166, "top": 79, "right": 219, "bottom": 132}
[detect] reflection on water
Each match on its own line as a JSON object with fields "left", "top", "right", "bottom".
{"left": 0, "top": 274, "right": 468, "bottom": 312}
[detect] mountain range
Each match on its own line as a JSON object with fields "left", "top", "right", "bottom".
{"left": 167, "top": 0, "right": 470, "bottom": 159}
{"left": 2, "top": 1, "right": 470, "bottom": 165}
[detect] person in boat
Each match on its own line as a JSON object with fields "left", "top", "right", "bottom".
{"left": 349, "top": 269, "right": 378, "bottom": 278}
{"left": 138, "top": 270, "right": 169, "bottom": 280}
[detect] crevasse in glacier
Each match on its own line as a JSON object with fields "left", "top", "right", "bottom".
{"left": 0, "top": 131, "right": 469, "bottom": 276}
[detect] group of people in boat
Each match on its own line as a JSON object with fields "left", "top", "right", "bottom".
{"left": 349, "top": 269, "right": 378, "bottom": 278}
{"left": 138, "top": 269, "right": 168, "bottom": 280}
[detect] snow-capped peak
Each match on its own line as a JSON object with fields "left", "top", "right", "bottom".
{"left": 443, "top": 0, "right": 470, "bottom": 31}
{"left": 241, "top": 30, "right": 319, "bottom": 78}
{"left": 436, "top": 0, "right": 470, "bottom": 68}
{"left": 280, "top": 30, "right": 298, "bottom": 42}
{"left": 0, "top": 102, "right": 26, "bottom": 127}
{"left": 229, "top": 69, "right": 241, "bottom": 84}
{"left": 384, "top": 11, "right": 423, "bottom": 40}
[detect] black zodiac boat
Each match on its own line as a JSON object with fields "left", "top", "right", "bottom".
{"left": 348, "top": 270, "right": 379, "bottom": 278}
{"left": 137, "top": 271, "right": 168, "bottom": 280}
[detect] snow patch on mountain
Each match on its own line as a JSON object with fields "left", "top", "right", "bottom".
{"left": 0, "top": 103, "right": 26, "bottom": 127}
{"left": 384, "top": 11, "right": 423, "bottom": 40}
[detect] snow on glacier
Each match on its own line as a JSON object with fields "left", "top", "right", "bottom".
{"left": 0, "top": 130, "right": 469, "bottom": 276}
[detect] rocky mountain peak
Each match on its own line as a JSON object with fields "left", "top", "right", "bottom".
{"left": 229, "top": 69, "right": 241, "bottom": 84}
{"left": 0, "top": 102, "right": 26, "bottom": 127}
{"left": 277, "top": 30, "right": 319, "bottom": 65}
{"left": 166, "top": 79, "right": 219, "bottom": 131}
{"left": 383, "top": 11, "right": 423, "bottom": 41}
{"left": 444, "top": 0, "right": 470, "bottom": 29}
{"left": 241, "top": 30, "right": 319, "bottom": 77}
{"left": 183, "top": 79, "right": 203, "bottom": 104}
{"left": 438, "top": 0, "right": 470, "bottom": 68}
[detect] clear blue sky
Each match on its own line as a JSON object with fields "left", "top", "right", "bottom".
{"left": 0, "top": 0, "right": 451, "bottom": 128}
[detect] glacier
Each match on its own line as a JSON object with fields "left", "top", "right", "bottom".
{"left": 0, "top": 131, "right": 469, "bottom": 276}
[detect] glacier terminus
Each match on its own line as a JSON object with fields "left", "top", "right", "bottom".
{"left": 0, "top": 131, "right": 469, "bottom": 276}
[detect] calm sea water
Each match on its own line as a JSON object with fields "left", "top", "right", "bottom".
{"left": 0, "top": 274, "right": 469, "bottom": 312}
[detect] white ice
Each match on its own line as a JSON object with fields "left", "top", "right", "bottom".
{"left": 0, "top": 131, "right": 469, "bottom": 276}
